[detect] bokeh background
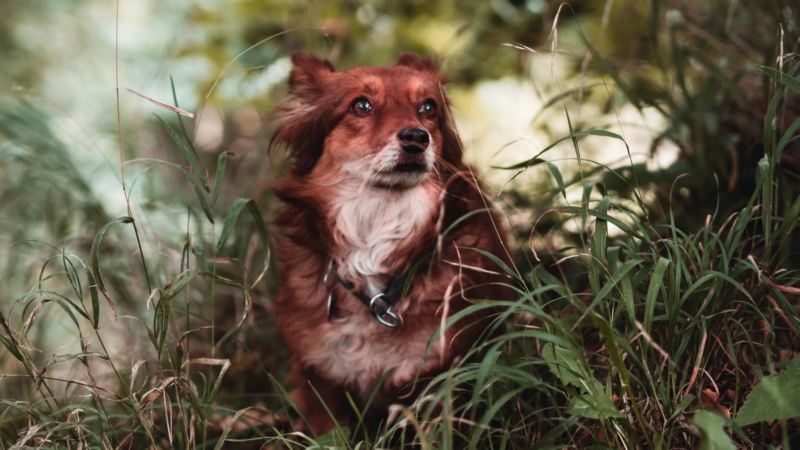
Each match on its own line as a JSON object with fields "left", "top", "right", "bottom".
{"left": 1, "top": 0, "right": 798, "bottom": 446}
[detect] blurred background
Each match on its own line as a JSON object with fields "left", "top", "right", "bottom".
{"left": 1, "top": 0, "right": 798, "bottom": 444}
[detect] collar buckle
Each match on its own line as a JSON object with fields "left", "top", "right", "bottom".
{"left": 369, "top": 293, "right": 401, "bottom": 328}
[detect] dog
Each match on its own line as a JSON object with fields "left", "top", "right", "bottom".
{"left": 270, "top": 52, "right": 512, "bottom": 434}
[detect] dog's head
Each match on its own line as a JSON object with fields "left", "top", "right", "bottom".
{"left": 271, "top": 53, "right": 463, "bottom": 189}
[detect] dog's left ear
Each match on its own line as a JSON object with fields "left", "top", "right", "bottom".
{"left": 395, "top": 53, "right": 439, "bottom": 74}
{"left": 288, "top": 52, "right": 335, "bottom": 95}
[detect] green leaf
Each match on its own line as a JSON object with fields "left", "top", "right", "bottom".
{"left": 91, "top": 216, "right": 133, "bottom": 319}
{"left": 0, "top": 318, "right": 23, "bottom": 361}
{"left": 775, "top": 116, "right": 800, "bottom": 161}
{"left": 213, "top": 406, "right": 272, "bottom": 450}
{"left": 211, "top": 151, "right": 228, "bottom": 208}
{"left": 757, "top": 65, "right": 800, "bottom": 95}
{"left": 541, "top": 343, "right": 583, "bottom": 389}
{"left": 155, "top": 113, "right": 209, "bottom": 191}
{"left": 592, "top": 313, "right": 630, "bottom": 387}
{"left": 757, "top": 155, "right": 772, "bottom": 247}
{"left": 460, "top": 247, "right": 522, "bottom": 284}
{"left": 546, "top": 161, "right": 566, "bottom": 202}
{"left": 494, "top": 130, "right": 625, "bottom": 170}
{"left": 215, "top": 198, "right": 269, "bottom": 256}
{"left": 735, "top": 364, "right": 800, "bottom": 426}
{"left": 192, "top": 243, "right": 213, "bottom": 291}
{"left": 490, "top": 157, "right": 547, "bottom": 171}
{"left": 154, "top": 272, "right": 194, "bottom": 357}
{"left": 644, "top": 257, "right": 670, "bottom": 333}
{"left": 533, "top": 83, "right": 603, "bottom": 121}
{"left": 567, "top": 389, "right": 625, "bottom": 420}
{"left": 179, "top": 167, "right": 214, "bottom": 224}
{"left": 548, "top": 205, "right": 647, "bottom": 241}
{"left": 695, "top": 411, "right": 736, "bottom": 450}
{"left": 441, "top": 208, "right": 491, "bottom": 241}
{"left": 79, "top": 259, "right": 100, "bottom": 329}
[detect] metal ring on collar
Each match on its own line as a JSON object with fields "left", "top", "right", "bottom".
{"left": 369, "top": 293, "right": 400, "bottom": 328}
{"left": 324, "top": 272, "right": 333, "bottom": 322}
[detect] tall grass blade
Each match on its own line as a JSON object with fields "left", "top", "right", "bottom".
{"left": 179, "top": 167, "right": 214, "bottom": 224}
{"left": 90, "top": 217, "right": 133, "bottom": 319}
{"left": 211, "top": 151, "right": 228, "bottom": 208}
{"left": 546, "top": 161, "right": 567, "bottom": 202}
{"left": 644, "top": 257, "right": 670, "bottom": 333}
{"left": 757, "top": 65, "right": 800, "bottom": 94}
{"left": 154, "top": 272, "right": 194, "bottom": 358}
{"left": 215, "top": 198, "right": 269, "bottom": 257}
{"left": 493, "top": 130, "right": 625, "bottom": 171}
{"left": 0, "top": 308, "right": 23, "bottom": 361}
{"left": 155, "top": 114, "right": 209, "bottom": 191}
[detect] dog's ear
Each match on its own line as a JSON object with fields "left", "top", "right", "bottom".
{"left": 395, "top": 53, "right": 438, "bottom": 74}
{"left": 288, "top": 52, "right": 335, "bottom": 94}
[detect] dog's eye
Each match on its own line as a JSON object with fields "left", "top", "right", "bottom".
{"left": 419, "top": 100, "right": 436, "bottom": 118}
{"left": 351, "top": 98, "right": 373, "bottom": 115}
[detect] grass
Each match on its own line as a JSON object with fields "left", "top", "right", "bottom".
{"left": 1, "top": 2, "right": 799, "bottom": 449}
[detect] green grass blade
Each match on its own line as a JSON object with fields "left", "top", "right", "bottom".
{"left": 494, "top": 130, "right": 625, "bottom": 171}
{"left": 774, "top": 116, "right": 800, "bottom": 161}
{"left": 211, "top": 151, "right": 228, "bottom": 208}
{"left": 215, "top": 199, "right": 269, "bottom": 256}
{"left": 90, "top": 217, "right": 133, "bottom": 319}
{"left": 155, "top": 113, "right": 209, "bottom": 191}
{"left": 179, "top": 167, "right": 214, "bottom": 224}
{"left": 546, "top": 161, "right": 567, "bottom": 202}
{"left": 154, "top": 272, "right": 194, "bottom": 357}
{"left": 644, "top": 257, "right": 670, "bottom": 333}
{"left": 757, "top": 156, "right": 772, "bottom": 250}
{"left": 757, "top": 65, "right": 800, "bottom": 94}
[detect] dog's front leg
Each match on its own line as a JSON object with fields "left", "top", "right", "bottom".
{"left": 290, "top": 366, "right": 353, "bottom": 435}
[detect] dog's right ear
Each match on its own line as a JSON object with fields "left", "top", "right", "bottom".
{"left": 288, "top": 52, "right": 335, "bottom": 94}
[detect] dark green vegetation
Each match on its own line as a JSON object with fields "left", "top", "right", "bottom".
{"left": 1, "top": 0, "right": 799, "bottom": 448}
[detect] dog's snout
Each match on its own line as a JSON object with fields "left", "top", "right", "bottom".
{"left": 397, "top": 127, "right": 429, "bottom": 154}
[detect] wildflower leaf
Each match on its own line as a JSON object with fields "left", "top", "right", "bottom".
{"left": 566, "top": 379, "right": 625, "bottom": 420}
{"left": 542, "top": 343, "right": 583, "bottom": 389}
{"left": 694, "top": 411, "right": 736, "bottom": 450}
{"left": 735, "top": 364, "right": 800, "bottom": 426}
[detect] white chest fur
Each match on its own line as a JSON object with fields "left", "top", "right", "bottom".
{"left": 305, "top": 183, "right": 441, "bottom": 398}
{"left": 330, "top": 183, "right": 437, "bottom": 296}
{"left": 307, "top": 314, "right": 442, "bottom": 401}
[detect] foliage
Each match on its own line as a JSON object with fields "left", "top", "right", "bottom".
{"left": 736, "top": 364, "right": 800, "bottom": 427}
{"left": 0, "top": 0, "right": 799, "bottom": 449}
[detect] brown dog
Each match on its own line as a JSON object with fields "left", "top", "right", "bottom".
{"left": 270, "top": 53, "right": 511, "bottom": 434}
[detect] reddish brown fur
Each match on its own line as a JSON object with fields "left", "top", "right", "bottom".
{"left": 270, "top": 52, "right": 511, "bottom": 434}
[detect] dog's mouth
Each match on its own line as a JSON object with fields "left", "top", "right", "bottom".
{"left": 392, "top": 152, "right": 428, "bottom": 173}
{"left": 370, "top": 146, "right": 432, "bottom": 189}
{"left": 393, "top": 161, "right": 426, "bottom": 172}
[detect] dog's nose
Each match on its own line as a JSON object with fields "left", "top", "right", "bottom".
{"left": 397, "top": 127, "right": 429, "bottom": 154}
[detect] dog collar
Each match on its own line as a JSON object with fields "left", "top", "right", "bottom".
{"left": 326, "top": 261, "right": 407, "bottom": 328}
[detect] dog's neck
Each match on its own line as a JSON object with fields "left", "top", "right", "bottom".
{"left": 327, "top": 179, "right": 439, "bottom": 297}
